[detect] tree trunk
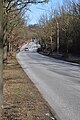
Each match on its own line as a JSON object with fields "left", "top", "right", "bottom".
{"left": 0, "top": 0, "right": 3, "bottom": 111}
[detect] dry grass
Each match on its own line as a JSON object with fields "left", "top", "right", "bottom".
{"left": 2, "top": 54, "right": 54, "bottom": 120}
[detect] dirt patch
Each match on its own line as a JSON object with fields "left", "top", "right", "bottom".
{"left": 2, "top": 54, "right": 55, "bottom": 120}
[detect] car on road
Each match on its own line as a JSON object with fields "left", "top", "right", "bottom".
{"left": 25, "top": 47, "right": 29, "bottom": 51}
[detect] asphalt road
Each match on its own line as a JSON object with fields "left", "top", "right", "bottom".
{"left": 16, "top": 51, "right": 80, "bottom": 120}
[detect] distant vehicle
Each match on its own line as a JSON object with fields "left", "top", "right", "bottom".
{"left": 20, "top": 40, "right": 41, "bottom": 52}
{"left": 25, "top": 47, "right": 29, "bottom": 51}
{"left": 37, "top": 47, "right": 42, "bottom": 52}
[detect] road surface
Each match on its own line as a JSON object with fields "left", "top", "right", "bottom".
{"left": 16, "top": 51, "right": 80, "bottom": 120}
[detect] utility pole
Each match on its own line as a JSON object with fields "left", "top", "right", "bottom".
{"left": 50, "top": 36, "right": 52, "bottom": 48}
{"left": 56, "top": 22, "right": 59, "bottom": 54}
{"left": 0, "top": 0, "right": 3, "bottom": 111}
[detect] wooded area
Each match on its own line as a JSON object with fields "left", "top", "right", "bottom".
{"left": 0, "top": 0, "right": 79, "bottom": 116}
{"left": 0, "top": 0, "right": 80, "bottom": 58}
{"left": 0, "top": 0, "right": 80, "bottom": 72}
{"left": 0, "top": 0, "right": 80, "bottom": 118}
{"left": 32, "top": 0, "right": 80, "bottom": 55}
{"left": 0, "top": 0, "right": 48, "bottom": 110}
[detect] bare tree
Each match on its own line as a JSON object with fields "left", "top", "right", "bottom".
{"left": 0, "top": 0, "right": 3, "bottom": 111}
{"left": 0, "top": 0, "right": 49, "bottom": 111}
